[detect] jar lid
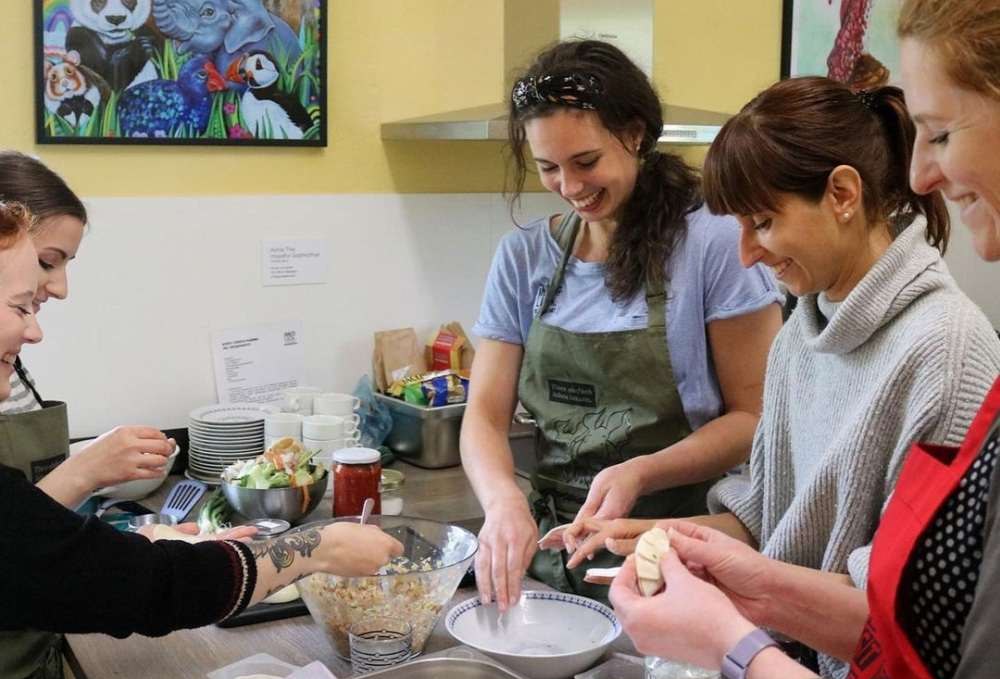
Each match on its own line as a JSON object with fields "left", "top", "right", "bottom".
{"left": 381, "top": 468, "right": 405, "bottom": 491}
{"left": 334, "top": 447, "right": 380, "bottom": 465}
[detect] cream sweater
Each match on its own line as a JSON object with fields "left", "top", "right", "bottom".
{"left": 708, "top": 223, "right": 1000, "bottom": 675}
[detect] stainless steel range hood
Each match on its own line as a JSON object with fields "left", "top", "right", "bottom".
{"left": 381, "top": 102, "right": 731, "bottom": 145}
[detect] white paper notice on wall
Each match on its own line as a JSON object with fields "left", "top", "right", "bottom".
{"left": 261, "top": 239, "right": 328, "bottom": 286}
{"left": 212, "top": 322, "right": 306, "bottom": 404}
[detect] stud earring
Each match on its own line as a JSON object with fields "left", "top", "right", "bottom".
{"left": 842, "top": 212, "right": 851, "bottom": 221}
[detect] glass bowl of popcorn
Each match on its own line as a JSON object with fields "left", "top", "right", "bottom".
{"left": 294, "top": 515, "right": 478, "bottom": 658}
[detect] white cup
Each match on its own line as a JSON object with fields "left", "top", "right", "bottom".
{"left": 303, "top": 437, "right": 338, "bottom": 456}
{"left": 265, "top": 412, "right": 303, "bottom": 443}
{"left": 313, "top": 392, "right": 360, "bottom": 417}
{"left": 282, "top": 386, "right": 323, "bottom": 415}
{"left": 303, "top": 414, "right": 358, "bottom": 441}
{"left": 304, "top": 431, "right": 360, "bottom": 456}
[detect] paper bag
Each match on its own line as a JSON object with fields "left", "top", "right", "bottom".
{"left": 425, "top": 321, "right": 476, "bottom": 376}
{"left": 372, "top": 328, "right": 426, "bottom": 393}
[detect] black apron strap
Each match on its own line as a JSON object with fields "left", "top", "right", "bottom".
{"left": 536, "top": 212, "right": 581, "bottom": 319}
{"left": 13, "top": 357, "right": 44, "bottom": 408}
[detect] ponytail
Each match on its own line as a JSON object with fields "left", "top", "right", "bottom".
{"left": 606, "top": 150, "right": 700, "bottom": 301}
{"left": 869, "top": 87, "right": 950, "bottom": 253}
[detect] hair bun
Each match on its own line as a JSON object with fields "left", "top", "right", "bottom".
{"left": 847, "top": 53, "right": 891, "bottom": 91}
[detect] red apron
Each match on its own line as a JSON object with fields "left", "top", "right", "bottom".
{"left": 848, "top": 376, "right": 1000, "bottom": 679}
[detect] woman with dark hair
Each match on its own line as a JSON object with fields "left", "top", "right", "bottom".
{"left": 460, "top": 40, "right": 784, "bottom": 609}
{"left": 0, "top": 150, "right": 87, "bottom": 416}
{"left": 0, "top": 196, "right": 404, "bottom": 679}
{"left": 571, "top": 72, "right": 1000, "bottom": 676}
{"left": 0, "top": 152, "right": 199, "bottom": 679}
{"left": 0, "top": 150, "right": 178, "bottom": 514}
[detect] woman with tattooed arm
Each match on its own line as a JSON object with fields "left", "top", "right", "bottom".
{"left": 0, "top": 201, "right": 402, "bottom": 651}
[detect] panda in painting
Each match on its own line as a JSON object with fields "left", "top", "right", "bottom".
{"left": 67, "top": 0, "right": 162, "bottom": 92}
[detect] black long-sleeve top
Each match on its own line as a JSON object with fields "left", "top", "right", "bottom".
{"left": 0, "top": 464, "right": 255, "bottom": 638}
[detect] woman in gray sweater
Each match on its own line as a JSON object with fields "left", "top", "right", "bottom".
{"left": 608, "top": 4, "right": 1000, "bottom": 678}
{"left": 557, "top": 60, "right": 1000, "bottom": 679}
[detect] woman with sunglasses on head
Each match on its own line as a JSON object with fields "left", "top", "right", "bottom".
{"left": 461, "top": 40, "right": 785, "bottom": 610}
{"left": 606, "top": 1, "right": 1000, "bottom": 677}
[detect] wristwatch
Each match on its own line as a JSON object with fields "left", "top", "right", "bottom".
{"left": 721, "top": 628, "right": 780, "bottom": 679}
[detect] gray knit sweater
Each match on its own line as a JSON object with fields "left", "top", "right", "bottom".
{"left": 708, "top": 223, "right": 1000, "bottom": 676}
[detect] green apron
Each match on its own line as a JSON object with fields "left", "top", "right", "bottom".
{"left": 0, "top": 361, "right": 70, "bottom": 679}
{"left": 519, "top": 212, "right": 715, "bottom": 597}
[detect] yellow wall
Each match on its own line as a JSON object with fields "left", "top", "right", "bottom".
{"left": 0, "top": 0, "right": 781, "bottom": 197}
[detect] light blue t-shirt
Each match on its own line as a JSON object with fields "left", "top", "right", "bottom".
{"left": 473, "top": 206, "right": 784, "bottom": 430}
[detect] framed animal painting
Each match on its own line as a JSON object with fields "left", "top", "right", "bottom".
{"left": 35, "top": 0, "right": 327, "bottom": 146}
{"left": 780, "top": 0, "right": 903, "bottom": 86}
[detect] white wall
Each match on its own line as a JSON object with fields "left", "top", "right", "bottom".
{"left": 26, "top": 192, "right": 562, "bottom": 437}
{"left": 943, "top": 203, "right": 1000, "bottom": 327}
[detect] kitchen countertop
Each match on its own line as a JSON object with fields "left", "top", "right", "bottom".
{"left": 66, "top": 461, "right": 632, "bottom": 679}
{"left": 67, "top": 572, "right": 638, "bottom": 678}
{"left": 66, "top": 578, "right": 533, "bottom": 678}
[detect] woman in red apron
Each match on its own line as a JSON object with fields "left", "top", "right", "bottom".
{"left": 848, "top": 0, "right": 1000, "bottom": 675}
{"left": 606, "top": 2, "right": 1000, "bottom": 677}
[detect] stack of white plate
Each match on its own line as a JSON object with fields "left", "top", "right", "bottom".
{"left": 186, "top": 403, "right": 277, "bottom": 484}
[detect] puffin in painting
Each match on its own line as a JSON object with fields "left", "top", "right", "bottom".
{"left": 117, "top": 55, "right": 226, "bottom": 137}
{"left": 227, "top": 51, "right": 311, "bottom": 140}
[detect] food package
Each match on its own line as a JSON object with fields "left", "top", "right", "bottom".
{"left": 372, "top": 328, "right": 427, "bottom": 393}
{"left": 425, "top": 322, "right": 475, "bottom": 376}
{"left": 387, "top": 369, "right": 468, "bottom": 407}
{"left": 421, "top": 371, "right": 469, "bottom": 407}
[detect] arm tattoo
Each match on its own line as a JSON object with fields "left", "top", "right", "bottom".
{"left": 251, "top": 528, "right": 322, "bottom": 573}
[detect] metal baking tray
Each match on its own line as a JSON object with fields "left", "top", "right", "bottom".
{"left": 363, "top": 657, "right": 527, "bottom": 678}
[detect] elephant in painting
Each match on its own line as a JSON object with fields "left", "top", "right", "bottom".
{"left": 151, "top": 0, "right": 303, "bottom": 78}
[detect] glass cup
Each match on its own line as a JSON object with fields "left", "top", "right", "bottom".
{"left": 349, "top": 616, "right": 412, "bottom": 674}
{"left": 645, "top": 656, "right": 720, "bottom": 679}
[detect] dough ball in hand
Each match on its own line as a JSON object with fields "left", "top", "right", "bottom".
{"left": 635, "top": 527, "right": 671, "bottom": 597}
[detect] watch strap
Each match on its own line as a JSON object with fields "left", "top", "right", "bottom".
{"left": 721, "top": 628, "right": 779, "bottom": 679}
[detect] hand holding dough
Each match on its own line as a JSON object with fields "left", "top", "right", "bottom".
{"left": 635, "top": 527, "right": 671, "bottom": 597}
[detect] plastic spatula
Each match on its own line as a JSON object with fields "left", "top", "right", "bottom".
{"left": 161, "top": 479, "right": 207, "bottom": 522}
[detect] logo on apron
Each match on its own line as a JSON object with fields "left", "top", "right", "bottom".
{"left": 848, "top": 621, "right": 884, "bottom": 677}
{"left": 548, "top": 379, "right": 598, "bottom": 407}
{"left": 30, "top": 454, "right": 66, "bottom": 484}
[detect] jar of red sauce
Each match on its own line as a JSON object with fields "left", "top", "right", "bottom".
{"left": 333, "top": 448, "right": 381, "bottom": 517}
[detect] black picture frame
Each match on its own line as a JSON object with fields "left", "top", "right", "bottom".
{"left": 34, "top": 0, "right": 327, "bottom": 147}
{"left": 780, "top": 0, "right": 796, "bottom": 79}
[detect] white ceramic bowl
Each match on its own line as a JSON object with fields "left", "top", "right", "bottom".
{"left": 71, "top": 440, "right": 180, "bottom": 501}
{"left": 445, "top": 591, "right": 622, "bottom": 679}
